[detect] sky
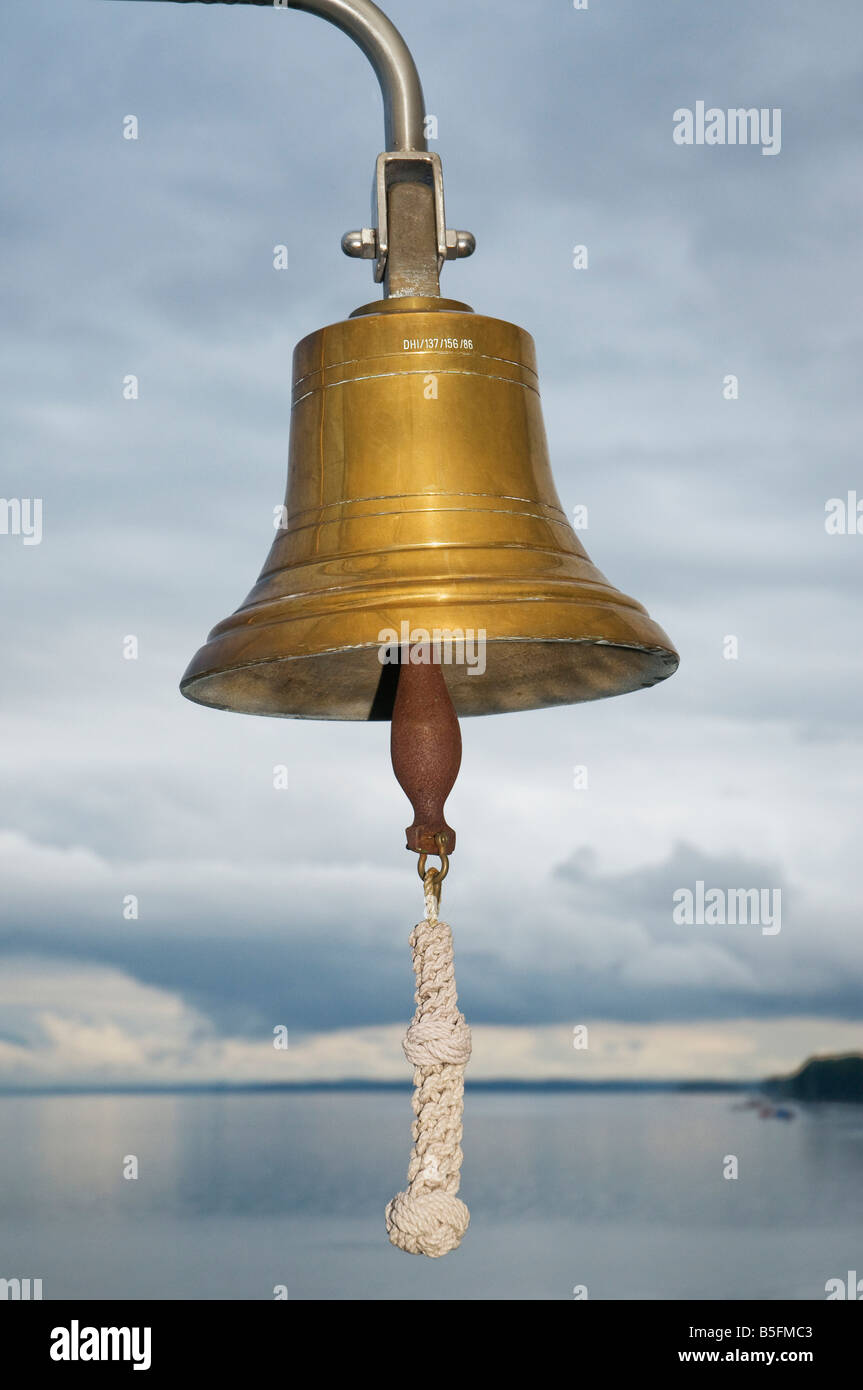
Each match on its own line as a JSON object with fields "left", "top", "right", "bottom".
{"left": 1, "top": 0, "right": 862, "bottom": 1086}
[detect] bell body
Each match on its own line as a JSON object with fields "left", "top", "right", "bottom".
{"left": 181, "top": 297, "right": 678, "bottom": 719}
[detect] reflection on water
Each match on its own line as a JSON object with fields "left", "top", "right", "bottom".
{"left": 1, "top": 1092, "right": 861, "bottom": 1300}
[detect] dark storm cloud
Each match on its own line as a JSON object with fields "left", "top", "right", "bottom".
{"left": 1, "top": 838, "right": 860, "bottom": 1032}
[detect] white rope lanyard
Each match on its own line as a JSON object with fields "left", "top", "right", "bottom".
{"left": 385, "top": 870, "right": 472, "bottom": 1257}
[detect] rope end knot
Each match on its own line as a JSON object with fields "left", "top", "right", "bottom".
{"left": 385, "top": 1189, "right": 470, "bottom": 1258}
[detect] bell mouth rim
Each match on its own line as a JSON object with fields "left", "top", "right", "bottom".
{"left": 180, "top": 635, "right": 680, "bottom": 722}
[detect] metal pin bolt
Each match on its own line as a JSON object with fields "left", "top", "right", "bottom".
{"left": 342, "top": 228, "right": 378, "bottom": 260}
{"left": 445, "top": 230, "right": 476, "bottom": 260}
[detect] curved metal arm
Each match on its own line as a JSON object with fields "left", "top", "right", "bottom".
{"left": 110, "top": 0, "right": 427, "bottom": 152}
{"left": 109, "top": 0, "right": 474, "bottom": 295}
{"left": 289, "top": 0, "right": 426, "bottom": 152}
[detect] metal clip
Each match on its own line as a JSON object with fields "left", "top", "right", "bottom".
{"left": 417, "top": 831, "right": 450, "bottom": 901}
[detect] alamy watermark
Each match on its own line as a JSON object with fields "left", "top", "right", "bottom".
{"left": 673, "top": 102, "right": 781, "bottom": 156}
{"left": 673, "top": 880, "right": 781, "bottom": 936}
{"left": 377, "top": 622, "right": 487, "bottom": 676}
{"left": 825, "top": 1271, "right": 863, "bottom": 1300}
{"left": 1, "top": 1277, "right": 43, "bottom": 1300}
{"left": 50, "top": 1322, "right": 151, "bottom": 1371}
{"left": 1, "top": 497, "right": 42, "bottom": 545}
{"left": 825, "top": 492, "right": 863, "bottom": 535}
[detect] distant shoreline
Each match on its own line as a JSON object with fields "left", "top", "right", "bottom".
{"left": 2, "top": 1052, "right": 859, "bottom": 1100}
{"left": 765, "top": 1052, "right": 863, "bottom": 1103}
{"left": 0, "top": 1079, "right": 755, "bottom": 1098}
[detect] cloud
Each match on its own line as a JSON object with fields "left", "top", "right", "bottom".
{"left": 0, "top": 957, "right": 860, "bottom": 1088}
{"left": 2, "top": 828, "right": 862, "bottom": 1038}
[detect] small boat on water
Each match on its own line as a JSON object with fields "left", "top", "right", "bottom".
{"left": 757, "top": 1103, "right": 795, "bottom": 1120}
{"left": 732, "top": 1094, "right": 796, "bottom": 1119}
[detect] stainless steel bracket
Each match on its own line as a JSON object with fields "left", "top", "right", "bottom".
{"left": 342, "top": 151, "right": 475, "bottom": 286}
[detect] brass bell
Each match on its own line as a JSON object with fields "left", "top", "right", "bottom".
{"left": 181, "top": 292, "right": 677, "bottom": 718}
{"left": 173, "top": 0, "right": 679, "bottom": 1261}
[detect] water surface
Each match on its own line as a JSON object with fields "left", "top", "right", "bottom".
{"left": 1, "top": 1092, "right": 860, "bottom": 1300}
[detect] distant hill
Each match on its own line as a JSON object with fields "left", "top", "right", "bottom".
{"left": 766, "top": 1053, "right": 863, "bottom": 1102}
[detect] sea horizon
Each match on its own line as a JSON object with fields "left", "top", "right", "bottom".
{"left": 0, "top": 1077, "right": 766, "bottom": 1097}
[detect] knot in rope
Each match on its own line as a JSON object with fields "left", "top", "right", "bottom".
{"left": 385, "top": 1190, "right": 470, "bottom": 1259}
